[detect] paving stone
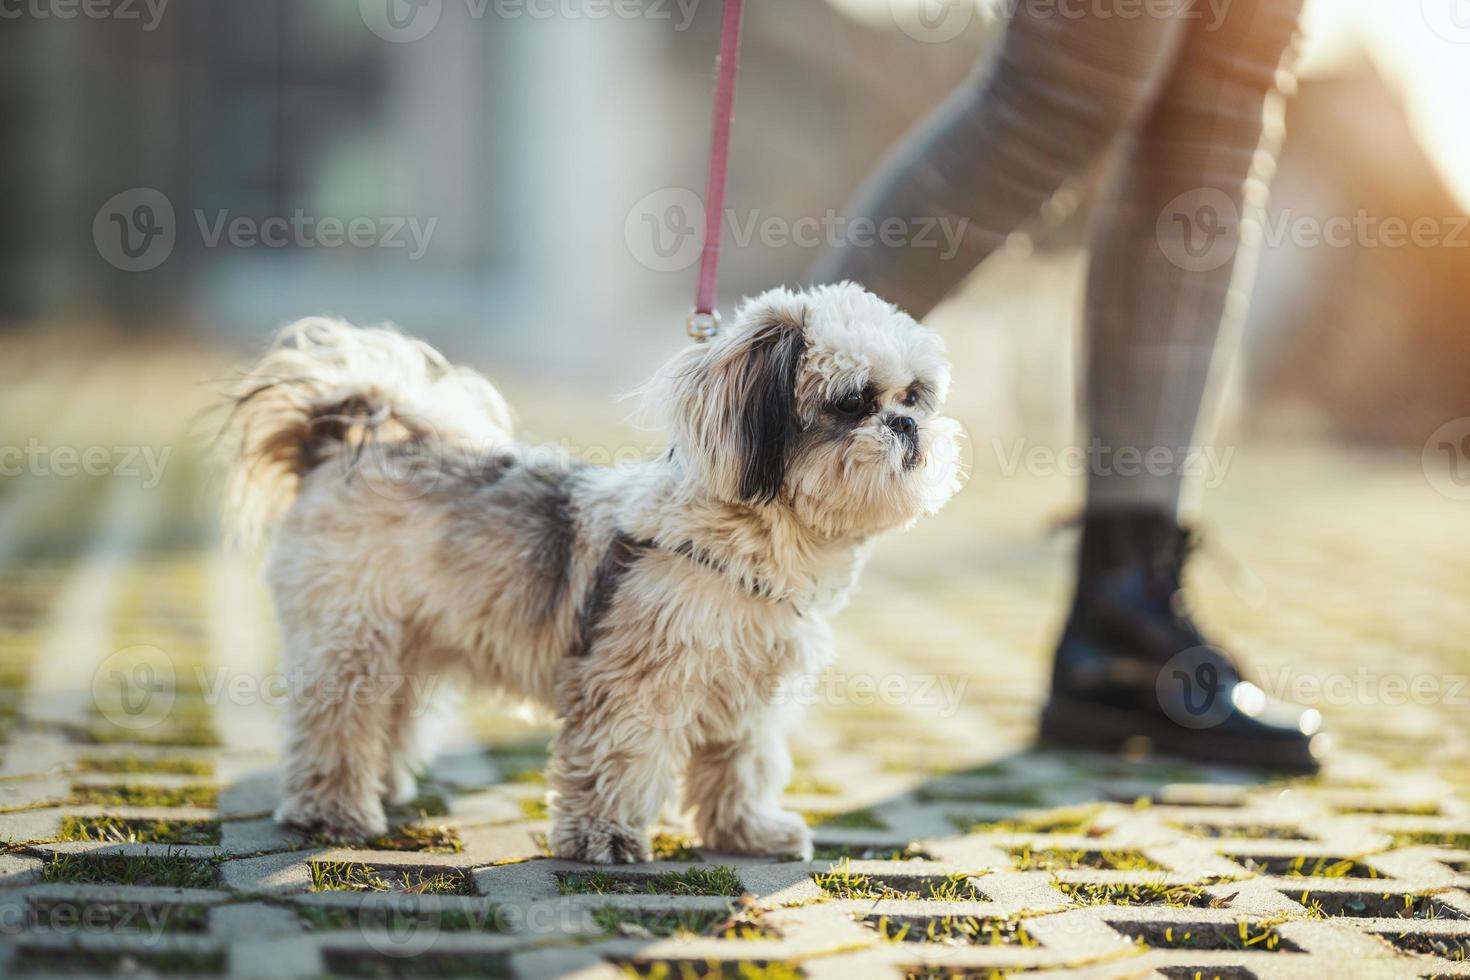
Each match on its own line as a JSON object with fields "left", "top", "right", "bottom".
{"left": 1, "top": 379, "right": 1468, "bottom": 979}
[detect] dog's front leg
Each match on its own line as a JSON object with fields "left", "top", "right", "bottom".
{"left": 686, "top": 708, "right": 812, "bottom": 860}
{"left": 546, "top": 685, "right": 679, "bottom": 864}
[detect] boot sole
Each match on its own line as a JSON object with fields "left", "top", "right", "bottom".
{"left": 1039, "top": 695, "right": 1321, "bottom": 773}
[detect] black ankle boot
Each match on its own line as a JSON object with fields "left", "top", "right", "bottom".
{"left": 1039, "top": 508, "right": 1325, "bottom": 772}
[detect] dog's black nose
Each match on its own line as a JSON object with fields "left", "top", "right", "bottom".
{"left": 888, "top": 415, "right": 917, "bottom": 439}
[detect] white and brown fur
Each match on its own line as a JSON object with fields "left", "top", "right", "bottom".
{"left": 222, "top": 282, "right": 963, "bottom": 862}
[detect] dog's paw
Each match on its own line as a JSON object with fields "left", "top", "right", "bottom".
{"left": 549, "top": 818, "right": 651, "bottom": 864}
{"left": 703, "top": 808, "right": 813, "bottom": 861}
{"left": 275, "top": 798, "right": 388, "bottom": 843}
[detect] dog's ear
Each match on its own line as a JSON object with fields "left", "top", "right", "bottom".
{"left": 662, "top": 289, "right": 808, "bottom": 504}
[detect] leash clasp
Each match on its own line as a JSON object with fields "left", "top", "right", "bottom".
{"left": 687, "top": 309, "right": 721, "bottom": 343}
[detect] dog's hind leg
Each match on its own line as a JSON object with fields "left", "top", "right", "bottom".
{"left": 273, "top": 617, "right": 401, "bottom": 842}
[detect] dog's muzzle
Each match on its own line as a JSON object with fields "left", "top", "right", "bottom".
{"left": 886, "top": 414, "right": 922, "bottom": 469}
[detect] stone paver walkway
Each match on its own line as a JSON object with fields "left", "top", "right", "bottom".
{"left": 2, "top": 341, "right": 1469, "bottom": 979}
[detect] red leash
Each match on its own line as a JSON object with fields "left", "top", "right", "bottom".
{"left": 687, "top": 0, "right": 745, "bottom": 343}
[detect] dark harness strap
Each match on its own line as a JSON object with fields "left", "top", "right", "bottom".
{"left": 570, "top": 532, "right": 792, "bottom": 658}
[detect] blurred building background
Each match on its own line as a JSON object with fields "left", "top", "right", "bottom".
{"left": 1, "top": 0, "right": 1466, "bottom": 447}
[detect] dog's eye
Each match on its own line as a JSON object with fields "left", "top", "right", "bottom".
{"left": 832, "top": 393, "right": 866, "bottom": 417}
{"left": 902, "top": 390, "right": 919, "bottom": 408}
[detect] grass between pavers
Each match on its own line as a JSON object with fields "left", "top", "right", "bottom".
{"left": 309, "top": 861, "right": 475, "bottom": 896}
{"left": 557, "top": 866, "right": 743, "bottom": 897}
{"left": 803, "top": 808, "right": 886, "bottom": 830}
{"left": 618, "top": 961, "right": 803, "bottom": 980}
{"left": 594, "top": 902, "right": 778, "bottom": 940}
{"left": 82, "top": 710, "right": 220, "bottom": 748}
{"left": 813, "top": 843, "right": 933, "bottom": 862}
{"left": 784, "top": 776, "right": 841, "bottom": 796}
{"left": 651, "top": 832, "right": 701, "bottom": 861}
{"left": 952, "top": 805, "right": 1102, "bottom": 836}
{"left": 488, "top": 750, "right": 548, "bottom": 784}
{"left": 305, "top": 823, "right": 462, "bottom": 854}
{"left": 1336, "top": 801, "right": 1441, "bottom": 816}
{"left": 519, "top": 797, "right": 549, "bottom": 820}
{"left": 1111, "top": 920, "right": 1298, "bottom": 952}
{"left": 1292, "top": 889, "right": 1465, "bottom": 919}
{"left": 41, "top": 851, "right": 220, "bottom": 888}
{"left": 299, "top": 902, "right": 506, "bottom": 933}
{"left": 28, "top": 898, "right": 211, "bottom": 933}
{"left": 14, "top": 947, "right": 227, "bottom": 976}
{"left": 1056, "top": 881, "right": 1222, "bottom": 908}
{"left": 1381, "top": 930, "right": 1470, "bottom": 961}
{"left": 870, "top": 914, "right": 1038, "bottom": 947}
{"left": 812, "top": 862, "right": 986, "bottom": 901}
{"left": 1235, "top": 854, "right": 1380, "bottom": 878}
{"left": 1390, "top": 830, "right": 1470, "bottom": 849}
{"left": 385, "top": 790, "right": 451, "bottom": 821}
{"left": 323, "top": 948, "right": 511, "bottom": 978}
{"left": 68, "top": 782, "right": 218, "bottom": 808}
{"left": 76, "top": 755, "right": 214, "bottom": 777}
{"left": 919, "top": 785, "right": 1048, "bottom": 807}
{"left": 1172, "top": 822, "right": 1309, "bottom": 840}
{"left": 1011, "top": 847, "right": 1164, "bottom": 872}
{"left": 59, "top": 814, "right": 221, "bottom": 845}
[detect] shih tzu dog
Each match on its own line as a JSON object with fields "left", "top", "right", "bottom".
{"left": 223, "top": 282, "right": 963, "bottom": 863}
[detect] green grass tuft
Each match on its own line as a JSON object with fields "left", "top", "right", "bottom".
{"left": 77, "top": 755, "right": 214, "bottom": 777}
{"left": 1011, "top": 847, "right": 1163, "bottom": 872}
{"left": 557, "top": 866, "right": 743, "bottom": 897}
{"left": 68, "top": 782, "right": 218, "bottom": 808}
{"left": 59, "top": 814, "right": 220, "bottom": 845}
{"left": 309, "top": 860, "right": 474, "bottom": 895}
{"left": 41, "top": 851, "right": 219, "bottom": 889}
{"left": 803, "top": 808, "right": 886, "bottom": 830}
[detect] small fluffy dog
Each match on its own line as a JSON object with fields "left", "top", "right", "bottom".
{"left": 223, "top": 282, "right": 962, "bottom": 862}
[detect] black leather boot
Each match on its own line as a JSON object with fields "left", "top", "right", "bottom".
{"left": 1039, "top": 508, "right": 1325, "bottom": 772}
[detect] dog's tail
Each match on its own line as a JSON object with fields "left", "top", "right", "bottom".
{"left": 220, "top": 317, "right": 514, "bottom": 550}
